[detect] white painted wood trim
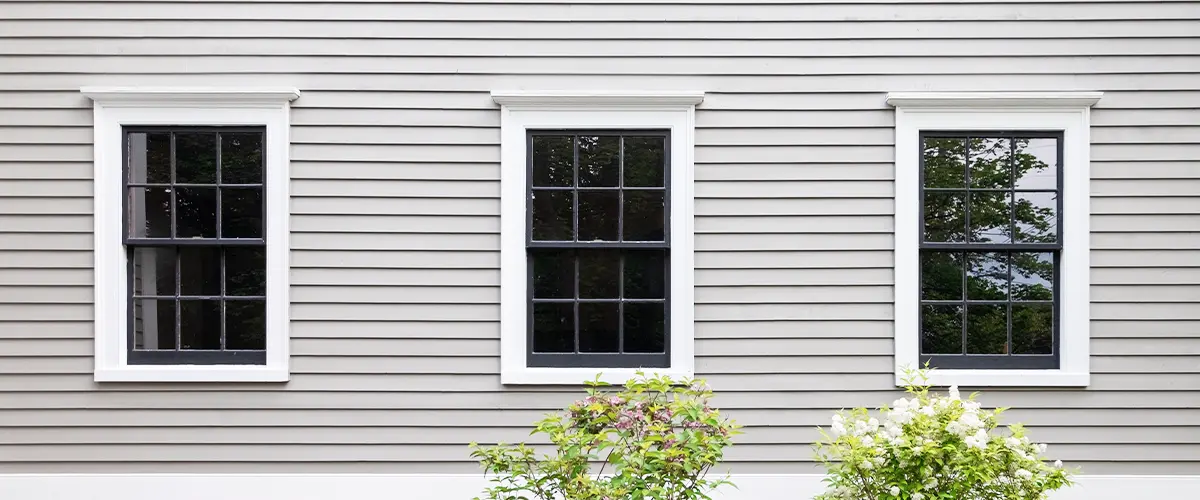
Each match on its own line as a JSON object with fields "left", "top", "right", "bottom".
{"left": 1, "top": 474, "right": 1195, "bottom": 500}
{"left": 84, "top": 87, "right": 296, "bottom": 383}
{"left": 492, "top": 90, "right": 705, "bottom": 107}
{"left": 886, "top": 91, "right": 1103, "bottom": 109}
{"left": 890, "top": 92, "right": 1100, "bottom": 388}
{"left": 496, "top": 93, "right": 703, "bottom": 385}
{"left": 81, "top": 87, "right": 300, "bottom": 107}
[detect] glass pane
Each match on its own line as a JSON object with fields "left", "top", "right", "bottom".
{"left": 624, "top": 250, "right": 666, "bottom": 299}
{"left": 920, "top": 251, "right": 963, "bottom": 300}
{"left": 179, "top": 300, "right": 222, "bottom": 350}
{"left": 531, "top": 190, "right": 573, "bottom": 241}
{"left": 920, "top": 304, "right": 962, "bottom": 354}
{"left": 127, "top": 132, "right": 171, "bottom": 184}
{"left": 531, "top": 250, "right": 574, "bottom": 299}
{"left": 531, "top": 135, "right": 573, "bottom": 187}
{"left": 131, "top": 247, "right": 176, "bottom": 297}
{"left": 922, "top": 191, "right": 966, "bottom": 242}
{"left": 175, "top": 132, "right": 217, "bottom": 184}
{"left": 578, "top": 250, "right": 620, "bottom": 298}
{"left": 225, "top": 247, "right": 266, "bottom": 296}
{"left": 1011, "top": 252, "right": 1054, "bottom": 301}
{"left": 179, "top": 247, "right": 221, "bottom": 296}
{"left": 1015, "top": 192, "right": 1057, "bottom": 243}
{"left": 965, "top": 304, "right": 1007, "bottom": 354}
{"left": 623, "top": 190, "right": 665, "bottom": 242}
{"left": 624, "top": 302, "right": 665, "bottom": 353}
{"left": 221, "top": 188, "right": 263, "bottom": 238}
{"left": 1014, "top": 138, "right": 1058, "bottom": 190}
{"left": 221, "top": 132, "right": 264, "bottom": 184}
{"left": 624, "top": 136, "right": 666, "bottom": 187}
{"left": 128, "top": 187, "right": 172, "bottom": 238}
{"left": 132, "top": 299, "right": 177, "bottom": 350}
{"left": 578, "top": 191, "right": 620, "bottom": 241}
{"left": 967, "top": 252, "right": 1008, "bottom": 300}
{"left": 226, "top": 300, "right": 266, "bottom": 350}
{"left": 969, "top": 191, "right": 1012, "bottom": 243}
{"left": 969, "top": 137, "right": 1012, "bottom": 189}
{"left": 579, "top": 302, "right": 619, "bottom": 353}
{"left": 1012, "top": 303, "right": 1053, "bottom": 354}
{"left": 578, "top": 135, "right": 620, "bottom": 187}
{"left": 922, "top": 137, "right": 966, "bottom": 188}
{"left": 175, "top": 187, "right": 217, "bottom": 238}
{"left": 532, "top": 303, "right": 574, "bottom": 353}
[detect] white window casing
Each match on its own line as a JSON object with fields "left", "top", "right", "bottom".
{"left": 83, "top": 87, "right": 299, "bottom": 383}
{"left": 888, "top": 91, "right": 1103, "bottom": 388}
{"left": 492, "top": 90, "right": 704, "bottom": 385}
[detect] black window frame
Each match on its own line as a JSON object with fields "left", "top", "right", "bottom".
{"left": 525, "top": 129, "right": 672, "bottom": 369}
{"left": 122, "top": 125, "right": 268, "bottom": 365}
{"left": 918, "top": 130, "right": 1064, "bottom": 370}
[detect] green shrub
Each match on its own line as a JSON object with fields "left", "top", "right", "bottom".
{"left": 813, "top": 368, "right": 1073, "bottom": 500}
{"left": 470, "top": 372, "right": 740, "bottom": 500}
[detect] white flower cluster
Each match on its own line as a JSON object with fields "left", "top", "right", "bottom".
{"left": 816, "top": 382, "right": 1072, "bottom": 500}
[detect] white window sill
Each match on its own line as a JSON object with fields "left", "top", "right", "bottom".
{"left": 95, "top": 366, "right": 289, "bottom": 383}
{"left": 502, "top": 367, "right": 694, "bottom": 386}
{"left": 898, "top": 369, "right": 1089, "bottom": 388}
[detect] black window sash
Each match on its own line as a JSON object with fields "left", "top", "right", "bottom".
{"left": 917, "top": 131, "right": 1064, "bottom": 370}
{"left": 525, "top": 130, "right": 672, "bottom": 369}
{"left": 123, "top": 126, "right": 268, "bottom": 365}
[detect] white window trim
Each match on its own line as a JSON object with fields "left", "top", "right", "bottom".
{"left": 888, "top": 91, "right": 1102, "bottom": 388}
{"left": 82, "top": 86, "right": 299, "bottom": 383}
{"left": 492, "top": 90, "right": 703, "bottom": 385}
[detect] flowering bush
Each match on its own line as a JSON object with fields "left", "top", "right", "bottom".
{"left": 814, "top": 369, "right": 1073, "bottom": 500}
{"left": 469, "top": 372, "right": 740, "bottom": 500}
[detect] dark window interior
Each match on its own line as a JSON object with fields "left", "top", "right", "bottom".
{"left": 124, "top": 127, "right": 267, "bottom": 365}
{"left": 919, "top": 132, "right": 1063, "bottom": 370}
{"left": 527, "top": 131, "right": 671, "bottom": 368}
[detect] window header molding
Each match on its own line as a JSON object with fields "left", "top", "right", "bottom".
{"left": 491, "top": 90, "right": 705, "bottom": 108}
{"left": 81, "top": 87, "right": 300, "bottom": 108}
{"left": 887, "top": 91, "right": 1103, "bottom": 110}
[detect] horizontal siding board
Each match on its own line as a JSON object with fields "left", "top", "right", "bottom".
{"left": 7, "top": 37, "right": 1200, "bottom": 59}
{"left": 4, "top": 19, "right": 1200, "bottom": 40}
{"left": 2, "top": 407, "right": 1197, "bottom": 428}
{"left": 9, "top": 56, "right": 1199, "bottom": 76}
{"left": 291, "top": 321, "right": 499, "bottom": 339}
{"left": 6, "top": 73, "right": 1200, "bottom": 93}
{"left": 3, "top": 443, "right": 1194, "bottom": 463}
{"left": 293, "top": 269, "right": 497, "bottom": 287}
{"left": 0, "top": 390, "right": 1192, "bottom": 410}
{"left": 292, "top": 215, "right": 498, "bottom": 234}
{"left": 5, "top": 425, "right": 1196, "bottom": 446}
{"left": 696, "top": 251, "right": 893, "bottom": 270}
{"left": 6, "top": 2, "right": 1200, "bottom": 21}
{"left": 292, "top": 197, "right": 498, "bottom": 216}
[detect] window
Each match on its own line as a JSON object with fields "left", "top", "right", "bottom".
{"left": 125, "top": 128, "right": 267, "bottom": 364}
{"left": 889, "top": 91, "right": 1102, "bottom": 387}
{"left": 493, "top": 91, "right": 704, "bottom": 385}
{"left": 527, "top": 131, "right": 671, "bottom": 369}
{"left": 84, "top": 87, "right": 299, "bottom": 382}
{"left": 918, "top": 132, "right": 1061, "bottom": 369}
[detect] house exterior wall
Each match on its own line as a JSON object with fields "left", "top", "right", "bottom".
{"left": 0, "top": 0, "right": 1198, "bottom": 486}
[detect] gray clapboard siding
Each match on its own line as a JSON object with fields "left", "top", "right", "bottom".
{"left": 0, "top": 0, "right": 1197, "bottom": 477}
